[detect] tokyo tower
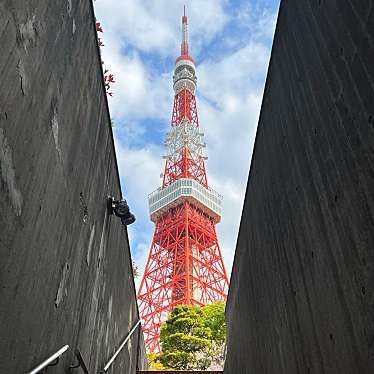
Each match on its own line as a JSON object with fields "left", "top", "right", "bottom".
{"left": 137, "top": 7, "right": 229, "bottom": 352}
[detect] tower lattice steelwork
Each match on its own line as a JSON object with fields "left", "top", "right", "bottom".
{"left": 137, "top": 8, "right": 229, "bottom": 352}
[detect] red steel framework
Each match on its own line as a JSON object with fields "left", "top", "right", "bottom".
{"left": 137, "top": 8, "right": 229, "bottom": 353}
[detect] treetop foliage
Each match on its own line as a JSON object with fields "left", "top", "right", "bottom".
{"left": 201, "top": 301, "right": 226, "bottom": 343}
{"left": 148, "top": 301, "right": 226, "bottom": 370}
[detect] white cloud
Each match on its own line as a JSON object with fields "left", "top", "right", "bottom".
{"left": 99, "top": 47, "right": 172, "bottom": 120}
{"left": 193, "top": 33, "right": 273, "bottom": 272}
{"left": 95, "top": 0, "right": 176, "bottom": 53}
{"left": 95, "top": 0, "right": 228, "bottom": 57}
{"left": 114, "top": 139, "right": 163, "bottom": 225}
{"left": 114, "top": 138, "right": 164, "bottom": 282}
{"left": 198, "top": 92, "right": 263, "bottom": 272}
{"left": 198, "top": 41, "right": 269, "bottom": 104}
{"left": 235, "top": 1, "right": 278, "bottom": 41}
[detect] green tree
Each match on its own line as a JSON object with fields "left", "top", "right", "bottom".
{"left": 202, "top": 301, "right": 226, "bottom": 370}
{"left": 159, "top": 305, "right": 212, "bottom": 370}
{"left": 201, "top": 301, "right": 226, "bottom": 343}
{"left": 154, "top": 302, "right": 226, "bottom": 370}
{"left": 147, "top": 353, "right": 166, "bottom": 370}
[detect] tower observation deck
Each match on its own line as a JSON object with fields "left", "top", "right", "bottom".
{"left": 137, "top": 8, "right": 229, "bottom": 352}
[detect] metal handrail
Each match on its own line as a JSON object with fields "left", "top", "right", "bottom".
{"left": 25, "top": 321, "right": 141, "bottom": 373}
{"left": 103, "top": 320, "right": 141, "bottom": 372}
{"left": 27, "top": 345, "right": 69, "bottom": 374}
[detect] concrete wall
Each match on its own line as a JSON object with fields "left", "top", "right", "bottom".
{"left": 225, "top": 1, "right": 374, "bottom": 373}
{"left": 0, "top": 0, "right": 146, "bottom": 372}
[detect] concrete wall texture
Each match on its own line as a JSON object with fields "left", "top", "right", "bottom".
{"left": 225, "top": 0, "right": 374, "bottom": 373}
{"left": 0, "top": 1, "right": 146, "bottom": 373}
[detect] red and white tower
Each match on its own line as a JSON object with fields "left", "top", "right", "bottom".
{"left": 137, "top": 8, "right": 229, "bottom": 352}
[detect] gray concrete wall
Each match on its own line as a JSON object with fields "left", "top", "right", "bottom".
{"left": 225, "top": 0, "right": 374, "bottom": 373}
{"left": 0, "top": 0, "right": 147, "bottom": 372}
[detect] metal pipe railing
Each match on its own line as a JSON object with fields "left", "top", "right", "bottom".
{"left": 103, "top": 320, "right": 141, "bottom": 372}
{"left": 27, "top": 345, "right": 69, "bottom": 374}
{"left": 25, "top": 321, "right": 141, "bottom": 373}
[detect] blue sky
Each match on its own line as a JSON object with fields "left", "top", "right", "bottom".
{"left": 93, "top": 0, "right": 280, "bottom": 287}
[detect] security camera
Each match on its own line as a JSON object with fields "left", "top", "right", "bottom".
{"left": 108, "top": 197, "right": 136, "bottom": 226}
{"left": 120, "top": 212, "right": 136, "bottom": 226}
{"left": 112, "top": 199, "right": 129, "bottom": 217}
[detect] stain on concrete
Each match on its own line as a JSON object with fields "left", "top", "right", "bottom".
{"left": 98, "top": 212, "right": 108, "bottom": 267}
{"left": 108, "top": 295, "right": 113, "bottom": 320}
{"left": 19, "top": 15, "right": 37, "bottom": 52}
{"left": 0, "top": 128, "right": 23, "bottom": 216}
{"left": 55, "top": 262, "right": 69, "bottom": 308}
{"left": 86, "top": 224, "right": 95, "bottom": 266}
{"left": 79, "top": 192, "right": 89, "bottom": 223}
{"left": 16, "top": 60, "right": 26, "bottom": 96}
{"left": 67, "top": 0, "right": 72, "bottom": 16}
{"left": 105, "top": 325, "right": 110, "bottom": 348}
{"left": 51, "top": 106, "right": 62, "bottom": 160}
